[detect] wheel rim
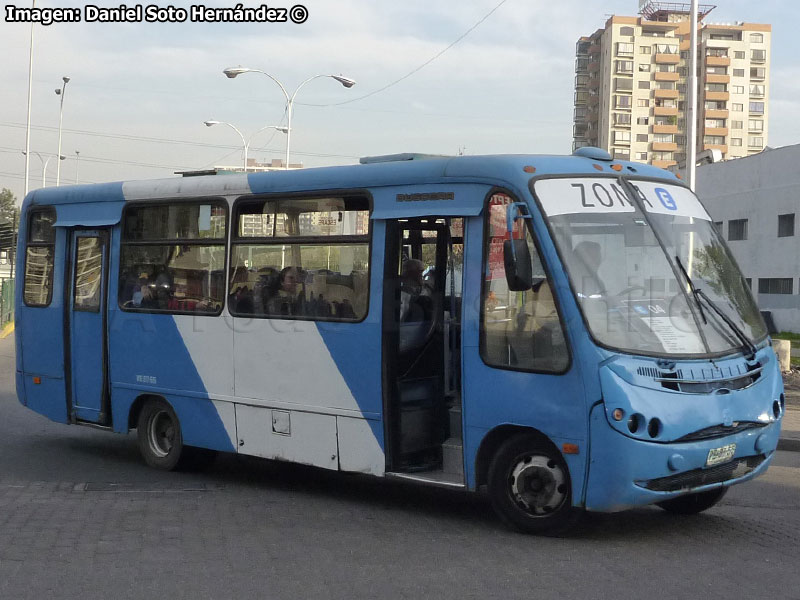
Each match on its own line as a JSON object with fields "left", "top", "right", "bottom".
{"left": 147, "top": 409, "right": 175, "bottom": 458}
{"left": 508, "top": 454, "right": 568, "bottom": 516}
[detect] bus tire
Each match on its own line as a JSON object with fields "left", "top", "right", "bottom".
{"left": 487, "top": 434, "right": 580, "bottom": 535}
{"left": 137, "top": 399, "right": 185, "bottom": 471}
{"left": 656, "top": 487, "right": 728, "bottom": 515}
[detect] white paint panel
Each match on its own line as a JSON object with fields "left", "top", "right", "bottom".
{"left": 632, "top": 181, "right": 711, "bottom": 220}
{"left": 233, "top": 319, "right": 368, "bottom": 413}
{"left": 236, "top": 405, "right": 339, "bottom": 470}
{"left": 174, "top": 315, "right": 234, "bottom": 396}
{"left": 122, "top": 174, "right": 250, "bottom": 200}
{"left": 535, "top": 178, "right": 635, "bottom": 216}
{"left": 211, "top": 400, "right": 238, "bottom": 449}
{"left": 337, "top": 416, "right": 385, "bottom": 476}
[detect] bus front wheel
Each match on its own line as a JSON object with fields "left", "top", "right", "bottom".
{"left": 137, "top": 399, "right": 185, "bottom": 470}
{"left": 656, "top": 487, "right": 728, "bottom": 515}
{"left": 487, "top": 434, "right": 580, "bottom": 535}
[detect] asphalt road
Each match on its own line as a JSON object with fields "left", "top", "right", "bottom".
{"left": 1, "top": 334, "right": 799, "bottom": 600}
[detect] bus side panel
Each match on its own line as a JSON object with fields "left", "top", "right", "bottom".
{"left": 108, "top": 315, "right": 236, "bottom": 452}
{"left": 16, "top": 227, "right": 69, "bottom": 424}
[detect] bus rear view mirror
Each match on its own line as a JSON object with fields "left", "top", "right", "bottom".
{"left": 503, "top": 239, "right": 533, "bottom": 291}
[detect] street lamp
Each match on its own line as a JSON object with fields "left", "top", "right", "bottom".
{"left": 22, "top": 151, "right": 64, "bottom": 188}
{"left": 75, "top": 150, "right": 80, "bottom": 184}
{"left": 203, "top": 120, "right": 289, "bottom": 172}
{"left": 222, "top": 67, "right": 356, "bottom": 169}
{"left": 54, "top": 76, "right": 70, "bottom": 186}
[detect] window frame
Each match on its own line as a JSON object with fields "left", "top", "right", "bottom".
{"left": 23, "top": 207, "right": 57, "bottom": 308}
{"left": 778, "top": 213, "right": 795, "bottom": 238}
{"left": 118, "top": 198, "right": 229, "bottom": 316}
{"left": 72, "top": 234, "right": 106, "bottom": 313}
{"left": 228, "top": 190, "right": 373, "bottom": 323}
{"left": 728, "top": 218, "right": 748, "bottom": 241}
{"left": 478, "top": 187, "right": 571, "bottom": 375}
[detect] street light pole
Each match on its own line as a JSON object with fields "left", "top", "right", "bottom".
{"left": 223, "top": 67, "right": 355, "bottom": 169}
{"left": 686, "top": 0, "right": 699, "bottom": 191}
{"left": 75, "top": 150, "right": 80, "bottom": 184}
{"left": 204, "top": 120, "right": 288, "bottom": 171}
{"left": 55, "top": 76, "right": 70, "bottom": 186}
{"left": 24, "top": 0, "right": 36, "bottom": 198}
{"left": 22, "top": 151, "right": 64, "bottom": 188}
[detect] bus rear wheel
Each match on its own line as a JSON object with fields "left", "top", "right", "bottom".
{"left": 656, "top": 487, "right": 728, "bottom": 515}
{"left": 488, "top": 434, "right": 580, "bottom": 535}
{"left": 137, "top": 399, "right": 185, "bottom": 470}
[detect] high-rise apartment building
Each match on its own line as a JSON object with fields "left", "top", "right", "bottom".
{"left": 573, "top": 2, "right": 770, "bottom": 168}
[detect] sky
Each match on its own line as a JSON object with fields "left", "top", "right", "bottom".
{"left": 2, "top": 0, "right": 799, "bottom": 201}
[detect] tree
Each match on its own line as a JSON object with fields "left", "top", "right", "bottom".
{"left": 0, "top": 189, "right": 18, "bottom": 226}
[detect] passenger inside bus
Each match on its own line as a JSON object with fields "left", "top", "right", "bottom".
{"left": 571, "top": 240, "right": 606, "bottom": 299}
{"left": 265, "top": 266, "right": 303, "bottom": 316}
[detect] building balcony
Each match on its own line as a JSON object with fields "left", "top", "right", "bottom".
{"left": 652, "top": 159, "right": 677, "bottom": 169}
{"left": 654, "top": 71, "right": 680, "bottom": 82}
{"left": 652, "top": 142, "right": 678, "bottom": 152}
{"left": 705, "top": 56, "right": 731, "bottom": 67}
{"left": 653, "top": 124, "right": 678, "bottom": 134}
{"left": 654, "top": 89, "right": 679, "bottom": 99}
{"left": 588, "top": 62, "right": 600, "bottom": 73}
{"left": 704, "top": 127, "right": 729, "bottom": 137}
{"left": 706, "top": 74, "right": 730, "bottom": 84}
{"left": 654, "top": 106, "right": 679, "bottom": 116}
{"left": 655, "top": 53, "right": 681, "bottom": 64}
{"left": 703, "top": 143, "right": 728, "bottom": 154}
{"left": 705, "top": 91, "right": 730, "bottom": 101}
{"left": 589, "top": 44, "right": 601, "bottom": 54}
{"left": 705, "top": 109, "right": 729, "bottom": 119}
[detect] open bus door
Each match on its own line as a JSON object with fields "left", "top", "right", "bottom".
{"left": 382, "top": 216, "right": 465, "bottom": 484}
{"left": 67, "top": 229, "right": 111, "bottom": 425}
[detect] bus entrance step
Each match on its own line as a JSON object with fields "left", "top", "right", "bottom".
{"left": 448, "top": 406, "right": 462, "bottom": 438}
{"left": 442, "top": 437, "right": 463, "bottom": 476}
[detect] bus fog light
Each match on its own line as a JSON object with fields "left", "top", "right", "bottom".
{"left": 612, "top": 408, "right": 624, "bottom": 421}
{"left": 627, "top": 413, "right": 642, "bottom": 433}
{"left": 647, "top": 418, "right": 662, "bottom": 438}
{"left": 773, "top": 400, "right": 781, "bottom": 420}
{"left": 668, "top": 454, "right": 685, "bottom": 472}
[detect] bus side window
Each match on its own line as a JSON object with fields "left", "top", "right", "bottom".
{"left": 23, "top": 208, "right": 57, "bottom": 307}
{"left": 118, "top": 202, "right": 227, "bottom": 314}
{"left": 480, "top": 193, "right": 568, "bottom": 373}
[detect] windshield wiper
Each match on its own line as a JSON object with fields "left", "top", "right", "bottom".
{"left": 675, "top": 256, "right": 757, "bottom": 360}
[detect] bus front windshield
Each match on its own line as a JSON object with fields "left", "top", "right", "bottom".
{"left": 534, "top": 177, "right": 767, "bottom": 358}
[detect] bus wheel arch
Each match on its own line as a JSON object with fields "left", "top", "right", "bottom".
{"left": 475, "top": 425, "right": 553, "bottom": 490}
{"left": 128, "top": 393, "right": 165, "bottom": 432}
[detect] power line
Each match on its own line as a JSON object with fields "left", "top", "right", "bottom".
{"left": 0, "top": 122, "right": 360, "bottom": 159}
{"left": 301, "top": 0, "right": 512, "bottom": 107}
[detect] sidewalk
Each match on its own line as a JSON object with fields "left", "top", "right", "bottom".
{"left": 779, "top": 387, "right": 800, "bottom": 452}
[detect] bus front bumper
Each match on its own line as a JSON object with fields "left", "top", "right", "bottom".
{"left": 583, "top": 405, "right": 780, "bottom": 513}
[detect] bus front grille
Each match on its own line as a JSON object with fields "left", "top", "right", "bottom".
{"left": 636, "top": 455, "right": 765, "bottom": 492}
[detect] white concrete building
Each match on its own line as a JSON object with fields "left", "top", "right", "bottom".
{"left": 695, "top": 144, "right": 800, "bottom": 333}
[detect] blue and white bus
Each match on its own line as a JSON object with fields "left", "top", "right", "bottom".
{"left": 15, "top": 148, "right": 784, "bottom": 533}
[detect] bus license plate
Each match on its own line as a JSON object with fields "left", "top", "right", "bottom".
{"left": 706, "top": 444, "right": 736, "bottom": 467}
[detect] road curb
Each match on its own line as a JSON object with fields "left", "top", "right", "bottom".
{"left": 0, "top": 322, "right": 13, "bottom": 339}
{"left": 778, "top": 436, "right": 800, "bottom": 453}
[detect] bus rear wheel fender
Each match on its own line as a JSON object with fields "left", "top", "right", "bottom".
{"left": 487, "top": 433, "right": 582, "bottom": 535}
